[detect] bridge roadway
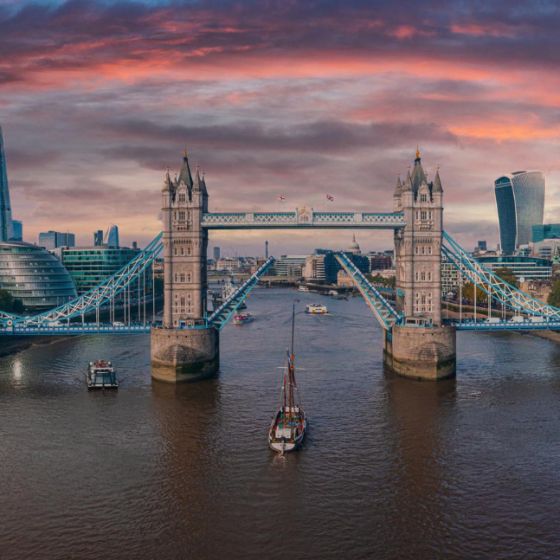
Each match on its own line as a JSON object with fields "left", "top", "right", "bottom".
{"left": 448, "top": 319, "right": 560, "bottom": 331}
{"left": 0, "top": 323, "right": 152, "bottom": 336}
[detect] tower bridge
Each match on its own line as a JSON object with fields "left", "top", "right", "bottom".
{"left": 3, "top": 148, "right": 560, "bottom": 382}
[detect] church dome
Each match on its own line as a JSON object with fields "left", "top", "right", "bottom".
{"left": 349, "top": 234, "right": 361, "bottom": 254}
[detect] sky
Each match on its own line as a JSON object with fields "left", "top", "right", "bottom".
{"left": 1, "top": 0, "right": 559, "bottom": 256}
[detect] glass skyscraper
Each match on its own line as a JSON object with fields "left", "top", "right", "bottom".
{"left": 0, "top": 125, "right": 13, "bottom": 242}
{"left": 494, "top": 171, "right": 545, "bottom": 254}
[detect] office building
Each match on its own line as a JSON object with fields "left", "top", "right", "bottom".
{"left": 271, "top": 255, "right": 307, "bottom": 277}
{"left": 104, "top": 224, "right": 119, "bottom": 248}
{"left": 475, "top": 255, "right": 551, "bottom": 281}
{"left": 213, "top": 246, "right": 221, "bottom": 261}
{"left": 61, "top": 245, "right": 141, "bottom": 294}
{"left": 494, "top": 171, "right": 545, "bottom": 254}
{"left": 368, "top": 252, "right": 392, "bottom": 271}
{"left": 532, "top": 224, "right": 560, "bottom": 243}
{"left": 0, "top": 126, "right": 13, "bottom": 242}
{"left": 477, "top": 240, "right": 487, "bottom": 251}
{"left": 0, "top": 241, "right": 77, "bottom": 309}
{"left": 11, "top": 220, "right": 22, "bottom": 241}
{"left": 39, "top": 230, "right": 76, "bottom": 250}
{"left": 93, "top": 230, "right": 103, "bottom": 246}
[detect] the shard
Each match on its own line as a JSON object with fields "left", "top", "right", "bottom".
{"left": 0, "top": 125, "right": 13, "bottom": 242}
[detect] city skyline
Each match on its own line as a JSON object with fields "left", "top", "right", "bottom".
{"left": 1, "top": 0, "right": 559, "bottom": 252}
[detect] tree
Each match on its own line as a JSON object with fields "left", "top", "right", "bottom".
{"left": 548, "top": 280, "right": 560, "bottom": 307}
{"left": 0, "top": 289, "right": 24, "bottom": 313}
{"left": 494, "top": 267, "right": 518, "bottom": 287}
{"left": 368, "top": 273, "right": 396, "bottom": 288}
{"left": 462, "top": 282, "right": 487, "bottom": 303}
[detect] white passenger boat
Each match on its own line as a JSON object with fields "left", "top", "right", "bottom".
{"left": 298, "top": 285, "right": 309, "bottom": 292}
{"left": 268, "top": 304, "right": 307, "bottom": 454}
{"left": 305, "top": 303, "right": 328, "bottom": 314}
{"left": 86, "top": 360, "right": 118, "bottom": 390}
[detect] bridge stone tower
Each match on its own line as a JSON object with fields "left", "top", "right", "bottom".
{"left": 151, "top": 151, "right": 219, "bottom": 383}
{"left": 385, "top": 150, "right": 456, "bottom": 380}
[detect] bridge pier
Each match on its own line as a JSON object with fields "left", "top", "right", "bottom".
{"left": 383, "top": 325, "right": 456, "bottom": 381}
{"left": 151, "top": 326, "right": 219, "bottom": 383}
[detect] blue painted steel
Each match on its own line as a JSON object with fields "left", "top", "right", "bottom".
{"left": 442, "top": 231, "right": 560, "bottom": 322}
{"left": 0, "top": 324, "right": 152, "bottom": 336}
{"left": 202, "top": 210, "right": 405, "bottom": 229}
{"left": 448, "top": 319, "right": 560, "bottom": 331}
{"left": 5, "top": 233, "right": 163, "bottom": 329}
{"left": 208, "top": 257, "right": 275, "bottom": 329}
{"left": 334, "top": 252, "right": 402, "bottom": 330}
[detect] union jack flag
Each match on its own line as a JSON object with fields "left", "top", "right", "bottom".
{"left": 326, "top": 194, "right": 335, "bottom": 201}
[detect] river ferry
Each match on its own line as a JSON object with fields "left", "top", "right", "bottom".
{"left": 305, "top": 303, "right": 328, "bottom": 314}
{"left": 86, "top": 360, "right": 118, "bottom": 390}
{"left": 268, "top": 304, "right": 307, "bottom": 454}
{"left": 233, "top": 312, "right": 254, "bottom": 325}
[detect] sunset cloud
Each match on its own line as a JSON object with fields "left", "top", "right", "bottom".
{"left": 1, "top": 0, "right": 559, "bottom": 252}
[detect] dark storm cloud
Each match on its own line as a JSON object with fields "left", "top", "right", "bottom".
{"left": 101, "top": 118, "right": 458, "bottom": 158}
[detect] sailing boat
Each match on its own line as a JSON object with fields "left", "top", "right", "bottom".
{"left": 268, "top": 303, "right": 307, "bottom": 453}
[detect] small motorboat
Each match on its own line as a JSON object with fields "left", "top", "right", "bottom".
{"left": 305, "top": 303, "right": 328, "bottom": 314}
{"left": 268, "top": 303, "right": 307, "bottom": 454}
{"left": 86, "top": 360, "right": 118, "bottom": 390}
{"left": 233, "top": 312, "right": 254, "bottom": 325}
{"left": 297, "top": 285, "right": 309, "bottom": 292}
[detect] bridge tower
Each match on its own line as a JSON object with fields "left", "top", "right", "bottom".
{"left": 151, "top": 151, "right": 219, "bottom": 382}
{"left": 386, "top": 150, "right": 456, "bottom": 380}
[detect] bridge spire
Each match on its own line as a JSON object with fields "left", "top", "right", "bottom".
{"left": 177, "top": 148, "right": 194, "bottom": 190}
{"left": 433, "top": 168, "right": 443, "bottom": 193}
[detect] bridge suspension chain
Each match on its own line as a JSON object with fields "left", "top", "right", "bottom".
{"left": 9, "top": 233, "right": 163, "bottom": 328}
{"left": 442, "top": 231, "right": 560, "bottom": 320}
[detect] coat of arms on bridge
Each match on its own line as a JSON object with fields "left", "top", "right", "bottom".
{"left": 296, "top": 206, "right": 313, "bottom": 224}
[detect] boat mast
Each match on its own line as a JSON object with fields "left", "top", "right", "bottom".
{"left": 288, "top": 302, "right": 296, "bottom": 415}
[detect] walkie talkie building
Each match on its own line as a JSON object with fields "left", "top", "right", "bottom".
{"left": 494, "top": 171, "right": 545, "bottom": 255}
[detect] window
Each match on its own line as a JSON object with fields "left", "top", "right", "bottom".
{"left": 178, "top": 193, "right": 186, "bottom": 203}
{"left": 178, "top": 211, "right": 185, "bottom": 222}
{"left": 421, "top": 211, "right": 427, "bottom": 220}
{"left": 420, "top": 194, "right": 427, "bottom": 203}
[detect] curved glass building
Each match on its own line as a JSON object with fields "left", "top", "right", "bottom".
{"left": 0, "top": 241, "right": 77, "bottom": 309}
{"left": 494, "top": 171, "right": 545, "bottom": 254}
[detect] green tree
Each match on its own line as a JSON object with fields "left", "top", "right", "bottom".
{"left": 548, "top": 280, "right": 560, "bottom": 307}
{"left": 494, "top": 267, "right": 518, "bottom": 287}
{"left": 368, "top": 274, "right": 396, "bottom": 288}
{"left": 462, "top": 282, "right": 487, "bottom": 303}
{"left": 0, "top": 289, "right": 24, "bottom": 313}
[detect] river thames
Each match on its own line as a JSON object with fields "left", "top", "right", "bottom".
{"left": 1, "top": 288, "right": 559, "bottom": 559}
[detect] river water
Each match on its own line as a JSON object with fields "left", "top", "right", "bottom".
{"left": 1, "top": 288, "right": 559, "bottom": 560}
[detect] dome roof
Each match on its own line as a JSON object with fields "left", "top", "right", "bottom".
{"left": 349, "top": 234, "right": 361, "bottom": 254}
{"left": 0, "top": 241, "right": 77, "bottom": 310}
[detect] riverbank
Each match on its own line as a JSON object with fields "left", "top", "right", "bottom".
{"left": 0, "top": 335, "right": 75, "bottom": 358}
